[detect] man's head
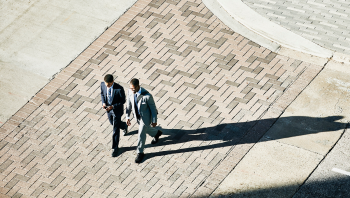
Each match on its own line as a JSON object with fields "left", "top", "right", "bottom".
{"left": 130, "top": 78, "right": 140, "bottom": 94}
{"left": 104, "top": 74, "right": 114, "bottom": 88}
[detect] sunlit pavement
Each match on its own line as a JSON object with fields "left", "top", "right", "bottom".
{"left": 1, "top": 0, "right": 349, "bottom": 197}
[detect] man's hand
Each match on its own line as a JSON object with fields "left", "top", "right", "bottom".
{"left": 106, "top": 106, "right": 113, "bottom": 111}
{"left": 102, "top": 103, "right": 106, "bottom": 109}
{"left": 126, "top": 119, "right": 131, "bottom": 126}
{"left": 151, "top": 123, "right": 157, "bottom": 127}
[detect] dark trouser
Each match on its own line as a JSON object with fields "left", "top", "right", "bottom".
{"left": 107, "top": 111, "right": 126, "bottom": 149}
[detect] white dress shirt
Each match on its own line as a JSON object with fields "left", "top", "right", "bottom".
{"left": 107, "top": 83, "right": 114, "bottom": 104}
{"left": 127, "top": 88, "right": 142, "bottom": 120}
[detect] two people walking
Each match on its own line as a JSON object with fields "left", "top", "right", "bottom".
{"left": 101, "top": 74, "right": 162, "bottom": 163}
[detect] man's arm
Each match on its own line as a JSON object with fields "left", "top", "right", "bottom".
{"left": 125, "top": 90, "right": 132, "bottom": 120}
{"left": 100, "top": 82, "right": 106, "bottom": 106}
{"left": 147, "top": 94, "right": 157, "bottom": 124}
{"left": 112, "top": 88, "right": 126, "bottom": 110}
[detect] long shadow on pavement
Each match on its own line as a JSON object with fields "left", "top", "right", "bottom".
{"left": 119, "top": 116, "right": 346, "bottom": 161}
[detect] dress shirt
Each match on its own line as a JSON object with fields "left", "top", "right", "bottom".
{"left": 127, "top": 87, "right": 142, "bottom": 120}
{"left": 107, "top": 83, "right": 114, "bottom": 104}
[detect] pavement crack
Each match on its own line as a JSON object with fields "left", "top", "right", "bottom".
{"left": 291, "top": 122, "right": 350, "bottom": 197}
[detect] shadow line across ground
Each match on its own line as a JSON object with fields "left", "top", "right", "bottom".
{"left": 119, "top": 116, "right": 346, "bottom": 161}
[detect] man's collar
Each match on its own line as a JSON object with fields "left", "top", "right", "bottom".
{"left": 136, "top": 87, "right": 142, "bottom": 95}
{"left": 107, "top": 82, "right": 114, "bottom": 89}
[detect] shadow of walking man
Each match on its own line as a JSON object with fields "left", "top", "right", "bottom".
{"left": 119, "top": 116, "right": 346, "bottom": 162}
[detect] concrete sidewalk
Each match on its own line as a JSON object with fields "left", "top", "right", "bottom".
{"left": 0, "top": 0, "right": 350, "bottom": 197}
{"left": 0, "top": 0, "right": 137, "bottom": 126}
{"left": 212, "top": 60, "right": 350, "bottom": 197}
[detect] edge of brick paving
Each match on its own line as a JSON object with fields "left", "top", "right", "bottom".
{"left": 205, "top": 60, "right": 327, "bottom": 197}
{"left": 0, "top": 0, "right": 149, "bottom": 137}
{"left": 202, "top": 0, "right": 334, "bottom": 61}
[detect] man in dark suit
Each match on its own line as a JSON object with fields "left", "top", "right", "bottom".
{"left": 101, "top": 74, "right": 127, "bottom": 157}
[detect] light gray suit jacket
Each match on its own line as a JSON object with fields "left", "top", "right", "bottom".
{"left": 126, "top": 87, "right": 157, "bottom": 126}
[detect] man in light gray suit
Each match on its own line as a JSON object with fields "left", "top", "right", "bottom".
{"left": 126, "top": 78, "right": 162, "bottom": 163}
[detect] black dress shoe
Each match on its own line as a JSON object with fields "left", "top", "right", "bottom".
{"left": 135, "top": 153, "right": 144, "bottom": 163}
{"left": 111, "top": 148, "right": 119, "bottom": 157}
{"left": 151, "top": 130, "right": 162, "bottom": 144}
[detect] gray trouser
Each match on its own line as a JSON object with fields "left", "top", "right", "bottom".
{"left": 137, "top": 119, "right": 158, "bottom": 153}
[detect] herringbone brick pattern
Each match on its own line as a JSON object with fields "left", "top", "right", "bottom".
{"left": 0, "top": 0, "right": 323, "bottom": 197}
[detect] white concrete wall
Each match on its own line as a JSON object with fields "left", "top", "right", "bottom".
{"left": 0, "top": 0, "right": 137, "bottom": 126}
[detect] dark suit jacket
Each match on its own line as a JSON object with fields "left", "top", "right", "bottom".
{"left": 100, "top": 82, "right": 125, "bottom": 115}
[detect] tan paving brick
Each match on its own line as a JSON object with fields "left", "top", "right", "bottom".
{"left": 0, "top": 0, "right": 324, "bottom": 197}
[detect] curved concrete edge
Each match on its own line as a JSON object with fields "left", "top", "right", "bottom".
{"left": 278, "top": 47, "right": 329, "bottom": 66}
{"left": 203, "top": 0, "right": 334, "bottom": 60}
{"left": 203, "top": 0, "right": 280, "bottom": 53}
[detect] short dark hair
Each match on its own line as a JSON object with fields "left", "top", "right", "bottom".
{"left": 130, "top": 78, "right": 139, "bottom": 87}
{"left": 104, "top": 74, "right": 114, "bottom": 83}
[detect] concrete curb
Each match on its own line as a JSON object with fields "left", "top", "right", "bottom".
{"left": 202, "top": 0, "right": 280, "bottom": 52}
{"left": 203, "top": 0, "right": 334, "bottom": 64}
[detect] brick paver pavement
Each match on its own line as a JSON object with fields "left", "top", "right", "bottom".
{"left": 0, "top": 0, "right": 324, "bottom": 197}
{"left": 242, "top": 0, "right": 350, "bottom": 54}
